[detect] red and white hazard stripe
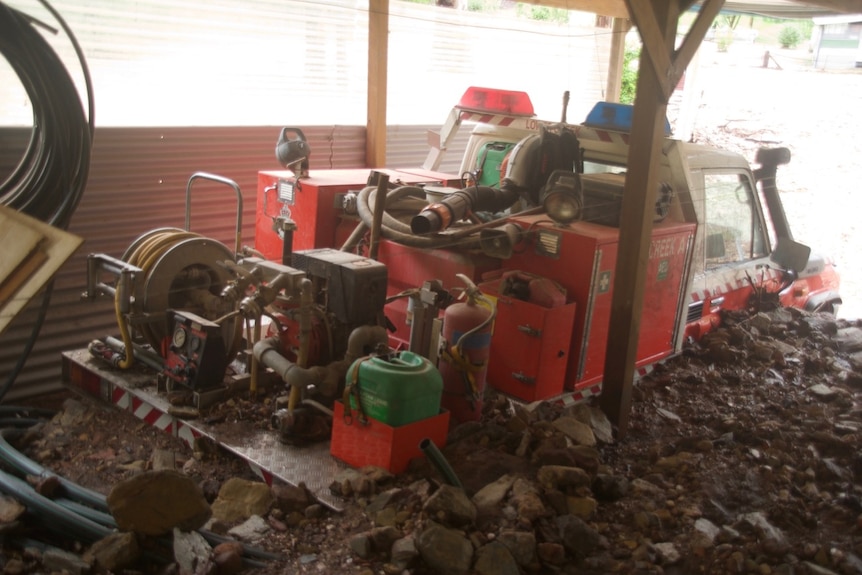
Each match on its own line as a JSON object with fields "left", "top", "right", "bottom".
{"left": 458, "top": 111, "right": 518, "bottom": 127}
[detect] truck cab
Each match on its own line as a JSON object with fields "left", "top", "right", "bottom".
{"left": 424, "top": 86, "right": 842, "bottom": 352}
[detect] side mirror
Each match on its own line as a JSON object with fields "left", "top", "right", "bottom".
{"left": 770, "top": 237, "right": 811, "bottom": 274}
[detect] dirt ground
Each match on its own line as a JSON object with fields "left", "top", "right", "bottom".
{"left": 683, "top": 40, "right": 862, "bottom": 319}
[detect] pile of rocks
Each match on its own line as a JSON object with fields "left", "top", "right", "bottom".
{"left": 334, "top": 308, "right": 862, "bottom": 574}
{"left": 2, "top": 307, "right": 860, "bottom": 575}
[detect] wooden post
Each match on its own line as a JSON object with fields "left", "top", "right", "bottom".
{"left": 605, "top": 18, "right": 632, "bottom": 103}
{"left": 367, "top": 0, "right": 389, "bottom": 168}
{"left": 600, "top": 0, "right": 724, "bottom": 438}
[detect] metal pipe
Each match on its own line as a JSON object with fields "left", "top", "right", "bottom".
{"left": 419, "top": 438, "right": 463, "bottom": 489}
{"left": 185, "top": 172, "right": 244, "bottom": 255}
{"left": 345, "top": 324, "right": 389, "bottom": 363}
{"left": 253, "top": 337, "right": 321, "bottom": 392}
{"left": 340, "top": 221, "right": 368, "bottom": 252}
{"left": 368, "top": 171, "right": 389, "bottom": 260}
{"left": 104, "top": 336, "right": 164, "bottom": 373}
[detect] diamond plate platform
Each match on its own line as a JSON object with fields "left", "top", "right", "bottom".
{"left": 61, "top": 349, "right": 347, "bottom": 511}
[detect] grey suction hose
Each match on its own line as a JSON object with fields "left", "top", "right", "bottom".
{"left": 420, "top": 438, "right": 463, "bottom": 489}
{"left": 0, "top": 428, "right": 283, "bottom": 562}
{"left": 0, "top": 428, "right": 108, "bottom": 510}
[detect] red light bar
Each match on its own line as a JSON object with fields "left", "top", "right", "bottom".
{"left": 456, "top": 86, "right": 535, "bottom": 117}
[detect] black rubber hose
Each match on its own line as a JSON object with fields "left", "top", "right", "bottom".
{"left": 0, "top": 1, "right": 94, "bottom": 227}
{"left": 0, "top": 0, "right": 95, "bottom": 402}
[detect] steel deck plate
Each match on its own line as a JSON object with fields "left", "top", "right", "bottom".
{"left": 61, "top": 349, "right": 346, "bottom": 511}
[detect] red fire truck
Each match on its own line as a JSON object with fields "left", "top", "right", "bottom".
{"left": 254, "top": 86, "right": 841, "bottom": 414}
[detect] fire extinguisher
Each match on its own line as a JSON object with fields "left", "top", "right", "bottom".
{"left": 438, "top": 274, "right": 496, "bottom": 425}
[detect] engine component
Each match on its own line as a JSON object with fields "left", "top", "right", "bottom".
{"left": 479, "top": 223, "right": 524, "bottom": 259}
{"left": 275, "top": 127, "right": 310, "bottom": 178}
{"left": 290, "top": 248, "right": 387, "bottom": 327}
{"left": 163, "top": 310, "right": 228, "bottom": 390}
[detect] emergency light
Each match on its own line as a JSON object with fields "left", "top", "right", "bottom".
{"left": 457, "top": 86, "right": 535, "bottom": 117}
{"left": 584, "top": 101, "right": 671, "bottom": 136}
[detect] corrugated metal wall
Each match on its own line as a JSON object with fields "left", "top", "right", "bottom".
{"left": 0, "top": 123, "right": 468, "bottom": 400}
{"left": 1, "top": 0, "right": 607, "bottom": 400}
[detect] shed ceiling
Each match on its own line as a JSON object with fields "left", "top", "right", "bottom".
{"left": 517, "top": 0, "right": 862, "bottom": 19}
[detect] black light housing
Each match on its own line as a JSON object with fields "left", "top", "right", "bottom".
{"left": 541, "top": 170, "right": 583, "bottom": 224}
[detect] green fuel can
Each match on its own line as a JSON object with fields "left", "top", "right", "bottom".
{"left": 347, "top": 351, "right": 443, "bottom": 426}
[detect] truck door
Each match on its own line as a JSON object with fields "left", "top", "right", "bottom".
{"left": 688, "top": 170, "right": 771, "bottom": 333}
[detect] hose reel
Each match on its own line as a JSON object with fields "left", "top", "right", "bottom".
{"left": 87, "top": 228, "right": 239, "bottom": 366}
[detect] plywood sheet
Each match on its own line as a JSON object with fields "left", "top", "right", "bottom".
{"left": 0, "top": 206, "right": 83, "bottom": 335}
{"left": 0, "top": 210, "right": 45, "bottom": 284}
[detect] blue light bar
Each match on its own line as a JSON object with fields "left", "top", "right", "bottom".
{"left": 583, "top": 102, "right": 671, "bottom": 136}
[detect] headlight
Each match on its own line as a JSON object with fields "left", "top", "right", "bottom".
{"left": 541, "top": 170, "right": 582, "bottom": 224}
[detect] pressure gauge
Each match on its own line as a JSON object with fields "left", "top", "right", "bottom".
{"left": 171, "top": 327, "right": 187, "bottom": 349}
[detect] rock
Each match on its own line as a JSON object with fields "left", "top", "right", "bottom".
{"left": 42, "top": 547, "right": 90, "bottom": 575}
{"left": 349, "top": 533, "right": 372, "bottom": 559}
{"left": 654, "top": 541, "right": 681, "bottom": 565}
{"left": 212, "top": 541, "right": 244, "bottom": 575}
{"left": 474, "top": 541, "right": 520, "bottom": 575}
{"left": 416, "top": 522, "right": 473, "bottom": 574}
{"left": 694, "top": 517, "right": 721, "bottom": 543}
{"left": 537, "top": 541, "right": 566, "bottom": 565}
{"left": 423, "top": 484, "right": 476, "bottom": 527}
{"left": 808, "top": 384, "right": 838, "bottom": 401}
{"left": 107, "top": 469, "right": 211, "bottom": 536}
{"left": 587, "top": 407, "right": 614, "bottom": 444}
{"left": 631, "top": 477, "right": 666, "bottom": 498}
{"left": 173, "top": 528, "right": 213, "bottom": 575}
{"left": 750, "top": 313, "right": 773, "bottom": 333}
{"left": 510, "top": 478, "right": 548, "bottom": 522}
{"left": 3, "top": 558, "right": 26, "bottom": 575}
{"left": 738, "top": 511, "right": 789, "bottom": 556}
{"left": 27, "top": 475, "right": 60, "bottom": 498}
{"left": 497, "top": 529, "right": 536, "bottom": 567}
{"left": 271, "top": 482, "right": 312, "bottom": 513}
{"left": 536, "top": 465, "right": 592, "bottom": 492}
{"left": 553, "top": 417, "right": 597, "bottom": 447}
{"left": 569, "top": 445, "right": 601, "bottom": 473}
{"left": 557, "top": 514, "right": 601, "bottom": 558}
{"left": 0, "top": 494, "right": 25, "bottom": 523}
{"left": 227, "top": 514, "right": 270, "bottom": 543}
{"left": 656, "top": 407, "right": 682, "bottom": 422}
{"left": 57, "top": 398, "right": 92, "bottom": 427}
{"left": 150, "top": 448, "right": 176, "bottom": 471}
{"left": 566, "top": 496, "right": 598, "bottom": 520}
{"left": 654, "top": 451, "right": 702, "bottom": 472}
{"left": 592, "top": 474, "right": 629, "bottom": 501}
{"left": 211, "top": 478, "right": 274, "bottom": 523}
{"left": 83, "top": 532, "right": 140, "bottom": 572}
{"left": 390, "top": 536, "right": 418, "bottom": 568}
{"left": 366, "top": 487, "right": 410, "bottom": 516}
{"left": 802, "top": 562, "right": 840, "bottom": 575}
{"left": 471, "top": 474, "right": 516, "bottom": 513}
{"left": 369, "top": 525, "right": 402, "bottom": 553}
